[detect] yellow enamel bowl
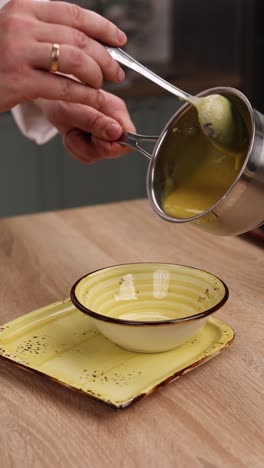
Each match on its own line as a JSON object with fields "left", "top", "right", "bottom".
{"left": 71, "top": 263, "right": 229, "bottom": 353}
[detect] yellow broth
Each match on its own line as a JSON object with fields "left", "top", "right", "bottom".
{"left": 157, "top": 100, "right": 250, "bottom": 219}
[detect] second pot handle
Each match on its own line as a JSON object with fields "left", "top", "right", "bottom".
{"left": 118, "top": 132, "right": 159, "bottom": 159}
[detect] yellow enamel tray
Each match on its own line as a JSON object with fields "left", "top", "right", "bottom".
{"left": 0, "top": 299, "right": 234, "bottom": 408}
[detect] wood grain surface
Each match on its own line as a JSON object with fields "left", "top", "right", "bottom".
{"left": 0, "top": 199, "right": 263, "bottom": 468}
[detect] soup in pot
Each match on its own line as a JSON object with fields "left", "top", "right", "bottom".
{"left": 156, "top": 97, "right": 250, "bottom": 219}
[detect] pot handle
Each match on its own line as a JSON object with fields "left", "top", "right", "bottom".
{"left": 117, "top": 132, "right": 159, "bottom": 160}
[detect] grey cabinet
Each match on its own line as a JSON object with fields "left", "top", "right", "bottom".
{"left": 0, "top": 96, "right": 179, "bottom": 217}
{"left": 0, "top": 111, "right": 42, "bottom": 216}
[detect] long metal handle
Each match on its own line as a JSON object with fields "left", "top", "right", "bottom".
{"left": 118, "top": 132, "right": 159, "bottom": 160}
{"left": 106, "top": 47, "right": 193, "bottom": 103}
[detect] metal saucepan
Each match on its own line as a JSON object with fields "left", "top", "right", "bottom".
{"left": 118, "top": 86, "right": 264, "bottom": 236}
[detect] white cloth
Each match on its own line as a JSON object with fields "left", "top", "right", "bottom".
{"left": 0, "top": 0, "right": 58, "bottom": 144}
{"left": 11, "top": 102, "right": 58, "bottom": 144}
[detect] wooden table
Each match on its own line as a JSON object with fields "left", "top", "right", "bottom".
{"left": 0, "top": 200, "right": 263, "bottom": 468}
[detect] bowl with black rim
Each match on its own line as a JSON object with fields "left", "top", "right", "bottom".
{"left": 70, "top": 263, "right": 229, "bottom": 353}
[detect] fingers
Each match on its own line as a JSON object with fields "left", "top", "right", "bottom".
{"left": 0, "top": 0, "right": 127, "bottom": 111}
{"left": 49, "top": 102, "right": 123, "bottom": 141}
{"left": 99, "top": 91, "right": 136, "bottom": 133}
{"left": 32, "top": 43, "right": 104, "bottom": 89}
{"left": 35, "top": 93, "right": 136, "bottom": 164}
{"left": 108, "top": 105, "right": 136, "bottom": 134}
{"left": 92, "top": 136, "right": 131, "bottom": 159}
{"left": 63, "top": 130, "right": 96, "bottom": 164}
{"left": 33, "top": 1, "right": 127, "bottom": 47}
{"left": 31, "top": 71, "right": 104, "bottom": 108}
{"left": 64, "top": 129, "right": 128, "bottom": 165}
{"left": 34, "top": 24, "right": 125, "bottom": 83}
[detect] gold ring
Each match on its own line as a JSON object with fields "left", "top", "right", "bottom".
{"left": 50, "top": 43, "right": 60, "bottom": 73}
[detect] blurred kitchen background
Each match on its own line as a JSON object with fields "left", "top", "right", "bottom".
{"left": 0, "top": 0, "right": 263, "bottom": 219}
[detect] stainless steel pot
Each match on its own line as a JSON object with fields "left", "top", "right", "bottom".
{"left": 120, "top": 87, "right": 264, "bottom": 236}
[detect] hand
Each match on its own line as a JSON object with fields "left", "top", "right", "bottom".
{"left": 35, "top": 91, "right": 136, "bottom": 164}
{"left": 0, "top": 0, "right": 126, "bottom": 112}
